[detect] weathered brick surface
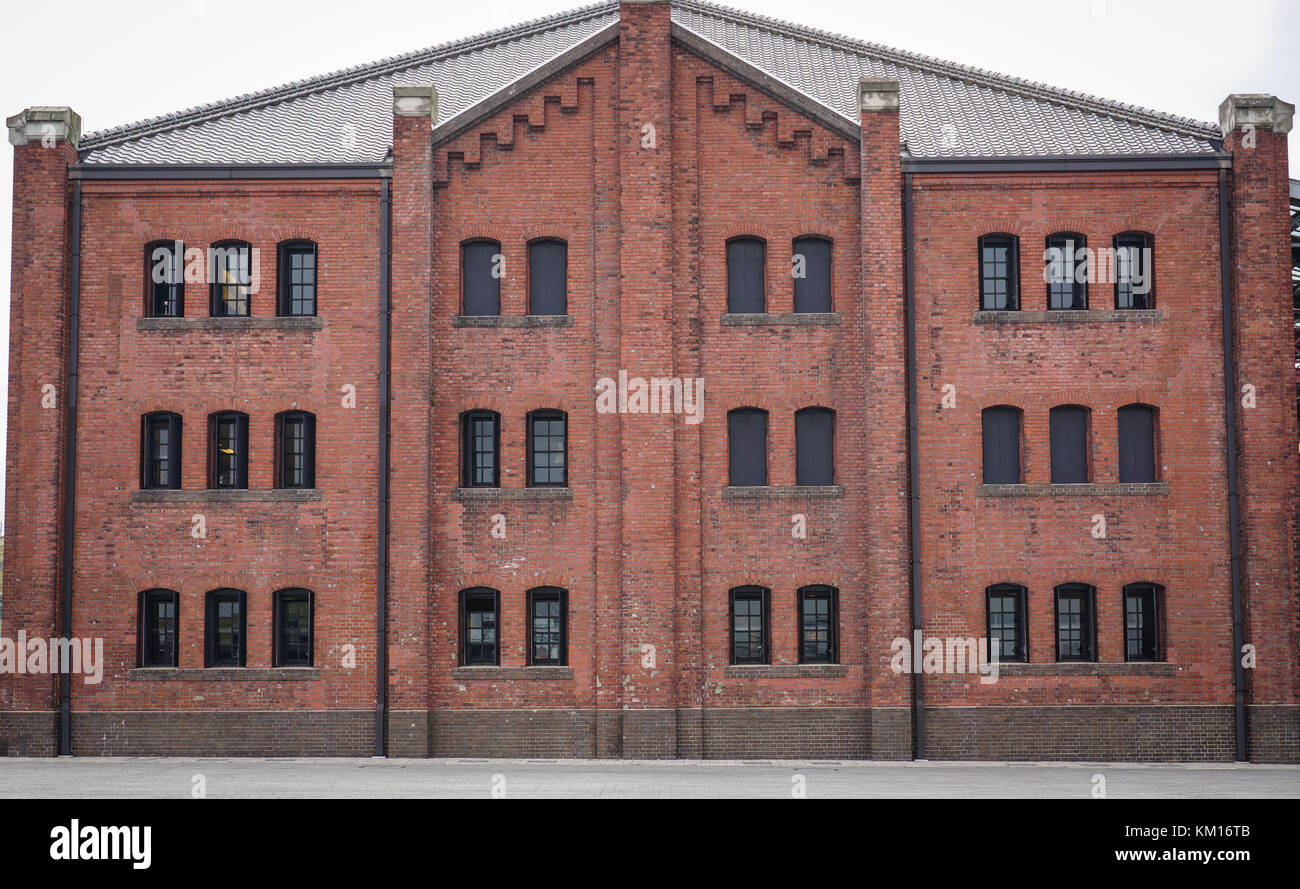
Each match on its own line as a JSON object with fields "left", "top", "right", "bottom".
{"left": 2, "top": 2, "right": 1294, "bottom": 761}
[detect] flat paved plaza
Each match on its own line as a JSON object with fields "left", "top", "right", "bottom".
{"left": 0, "top": 757, "right": 1296, "bottom": 798}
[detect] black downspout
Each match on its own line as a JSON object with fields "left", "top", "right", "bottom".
{"left": 1217, "top": 167, "right": 1247, "bottom": 762}
{"left": 903, "top": 172, "right": 925, "bottom": 759}
{"left": 58, "top": 180, "right": 82, "bottom": 756}
{"left": 376, "top": 176, "right": 392, "bottom": 756}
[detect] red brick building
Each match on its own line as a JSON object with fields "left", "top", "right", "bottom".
{"left": 3, "top": 0, "right": 1296, "bottom": 760}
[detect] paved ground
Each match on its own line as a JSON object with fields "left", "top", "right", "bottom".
{"left": 0, "top": 757, "right": 1297, "bottom": 798}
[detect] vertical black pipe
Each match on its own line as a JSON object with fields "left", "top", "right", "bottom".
{"left": 1217, "top": 167, "right": 1247, "bottom": 761}
{"left": 58, "top": 180, "right": 82, "bottom": 756}
{"left": 376, "top": 176, "right": 391, "bottom": 756}
{"left": 903, "top": 172, "right": 925, "bottom": 758}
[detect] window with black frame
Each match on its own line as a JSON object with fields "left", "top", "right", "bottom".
{"left": 276, "top": 411, "right": 316, "bottom": 489}
{"left": 460, "top": 587, "right": 499, "bottom": 666}
{"left": 728, "top": 408, "right": 768, "bottom": 486}
{"left": 139, "top": 589, "right": 178, "bottom": 667}
{"left": 797, "top": 585, "right": 837, "bottom": 664}
{"left": 527, "top": 410, "right": 566, "bottom": 487}
{"left": 1123, "top": 582, "right": 1162, "bottom": 662}
{"left": 205, "top": 589, "right": 246, "bottom": 667}
{"left": 209, "top": 240, "right": 252, "bottom": 317}
{"left": 979, "top": 234, "right": 1018, "bottom": 310}
{"left": 793, "top": 236, "right": 831, "bottom": 313}
{"left": 278, "top": 240, "right": 317, "bottom": 316}
{"left": 729, "top": 586, "right": 769, "bottom": 665}
{"left": 462, "top": 240, "right": 501, "bottom": 316}
{"left": 727, "top": 237, "right": 765, "bottom": 313}
{"left": 1045, "top": 232, "right": 1087, "bottom": 309}
{"left": 461, "top": 410, "right": 500, "bottom": 487}
{"left": 528, "top": 587, "right": 567, "bottom": 666}
{"left": 274, "top": 588, "right": 313, "bottom": 667}
{"left": 1114, "top": 232, "right": 1154, "bottom": 309}
{"left": 141, "top": 411, "right": 182, "bottom": 490}
{"left": 209, "top": 411, "right": 249, "bottom": 489}
{"left": 146, "top": 240, "right": 184, "bottom": 317}
{"left": 1054, "top": 583, "right": 1095, "bottom": 662}
{"left": 986, "top": 584, "right": 1027, "bottom": 662}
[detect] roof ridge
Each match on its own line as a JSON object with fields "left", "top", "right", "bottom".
{"left": 672, "top": 0, "right": 1221, "bottom": 140}
{"left": 79, "top": 0, "right": 620, "bottom": 151}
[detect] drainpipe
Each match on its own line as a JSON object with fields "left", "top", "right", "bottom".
{"left": 58, "top": 180, "right": 82, "bottom": 756}
{"left": 1217, "top": 167, "right": 1247, "bottom": 761}
{"left": 903, "top": 172, "right": 925, "bottom": 759}
{"left": 376, "top": 177, "right": 392, "bottom": 756}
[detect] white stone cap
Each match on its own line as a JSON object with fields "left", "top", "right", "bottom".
{"left": 1219, "top": 94, "right": 1294, "bottom": 137}
{"left": 7, "top": 106, "right": 81, "bottom": 148}
{"left": 860, "top": 77, "right": 900, "bottom": 113}
{"left": 393, "top": 85, "right": 438, "bottom": 119}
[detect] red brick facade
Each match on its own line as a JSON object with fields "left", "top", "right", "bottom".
{"left": 2, "top": 2, "right": 1295, "bottom": 760}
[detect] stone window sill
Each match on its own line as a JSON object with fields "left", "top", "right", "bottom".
{"left": 451, "top": 666, "right": 574, "bottom": 681}
{"left": 722, "top": 485, "right": 843, "bottom": 499}
{"left": 452, "top": 314, "right": 573, "bottom": 328}
{"left": 723, "top": 664, "right": 848, "bottom": 679}
{"left": 138, "top": 316, "right": 322, "bottom": 331}
{"left": 128, "top": 667, "right": 321, "bottom": 681}
{"left": 133, "top": 489, "right": 321, "bottom": 502}
{"left": 994, "top": 662, "right": 1177, "bottom": 677}
{"left": 977, "top": 482, "right": 1168, "bottom": 497}
{"left": 973, "top": 309, "right": 1163, "bottom": 324}
{"left": 720, "top": 312, "right": 840, "bottom": 326}
{"left": 453, "top": 487, "right": 572, "bottom": 501}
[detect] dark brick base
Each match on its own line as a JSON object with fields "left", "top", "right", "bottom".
{"left": 700, "top": 707, "right": 869, "bottom": 759}
{"left": 1247, "top": 705, "right": 1300, "bottom": 763}
{"left": 431, "top": 709, "right": 599, "bottom": 758}
{"left": 922, "top": 706, "right": 1238, "bottom": 761}
{"left": 0, "top": 711, "right": 58, "bottom": 756}
{"left": 69, "top": 711, "right": 375, "bottom": 756}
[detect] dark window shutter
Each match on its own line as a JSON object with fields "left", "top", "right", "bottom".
{"left": 166, "top": 414, "right": 182, "bottom": 489}
{"left": 793, "top": 237, "right": 831, "bottom": 313}
{"left": 729, "top": 409, "right": 768, "bottom": 486}
{"left": 234, "top": 413, "right": 249, "bottom": 489}
{"left": 1118, "top": 404, "right": 1156, "bottom": 483}
{"left": 302, "top": 413, "right": 316, "bottom": 489}
{"left": 727, "top": 239, "right": 765, "bottom": 313}
{"left": 796, "top": 408, "right": 834, "bottom": 485}
{"left": 1050, "top": 406, "right": 1088, "bottom": 483}
{"left": 528, "top": 240, "right": 567, "bottom": 315}
{"left": 981, "top": 407, "right": 1020, "bottom": 484}
{"left": 462, "top": 241, "right": 501, "bottom": 316}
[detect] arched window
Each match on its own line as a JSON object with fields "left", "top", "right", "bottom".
{"left": 145, "top": 240, "right": 184, "bottom": 317}
{"left": 985, "top": 584, "right": 1027, "bottom": 662}
{"left": 141, "top": 411, "right": 182, "bottom": 490}
{"left": 1049, "top": 405, "right": 1090, "bottom": 483}
{"left": 138, "top": 589, "right": 179, "bottom": 667}
{"left": 276, "top": 410, "right": 316, "bottom": 489}
{"left": 979, "top": 233, "right": 1019, "bottom": 310}
{"left": 278, "top": 239, "right": 317, "bottom": 316}
{"left": 981, "top": 406, "right": 1021, "bottom": 484}
{"left": 1054, "top": 583, "right": 1096, "bottom": 662}
{"left": 793, "top": 236, "right": 832, "bottom": 313}
{"left": 728, "top": 408, "right": 768, "bottom": 486}
{"left": 526, "top": 409, "right": 567, "bottom": 487}
{"left": 726, "top": 236, "right": 765, "bottom": 313}
{"left": 273, "top": 588, "right": 314, "bottom": 667}
{"left": 208, "top": 411, "right": 249, "bottom": 489}
{"left": 527, "top": 587, "right": 568, "bottom": 666}
{"left": 462, "top": 239, "right": 501, "bottom": 316}
{"left": 729, "top": 585, "right": 769, "bottom": 664}
{"left": 461, "top": 410, "right": 500, "bottom": 488}
{"left": 1122, "top": 582, "right": 1164, "bottom": 662}
{"left": 528, "top": 238, "right": 567, "bottom": 315}
{"left": 205, "top": 588, "right": 247, "bottom": 667}
{"left": 1114, "top": 231, "right": 1154, "bottom": 309}
{"left": 459, "top": 587, "right": 500, "bottom": 666}
{"left": 209, "top": 239, "right": 252, "bottom": 317}
{"left": 795, "top": 407, "right": 834, "bottom": 485}
{"left": 1045, "top": 232, "right": 1087, "bottom": 309}
{"left": 1118, "top": 403, "right": 1158, "bottom": 483}
{"left": 797, "top": 585, "right": 838, "bottom": 664}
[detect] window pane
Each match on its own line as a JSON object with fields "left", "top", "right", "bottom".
{"left": 731, "top": 590, "right": 766, "bottom": 664}
{"left": 528, "top": 413, "right": 565, "bottom": 486}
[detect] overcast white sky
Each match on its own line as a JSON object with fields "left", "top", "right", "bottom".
{"left": 1, "top": 0, "right": 1296, "bottom": 528}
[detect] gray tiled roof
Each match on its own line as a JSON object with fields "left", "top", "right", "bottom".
{"left": 77, "top": 0, "right": 1221, "bottom": 165}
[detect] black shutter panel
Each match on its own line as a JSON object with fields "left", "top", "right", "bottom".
{"left": 235, "top": 413, "right": 249, "bottom": 489}
{"left": 1050, "top": 407, "right": 1087, "bottom": 483}
{"left": 796, "top": 409, "right": 834, "bottom": 485}
{"left": 529, "top": 240, "right": 567, "bottom": 315}
{"left": 982, "top": 408, "right": 1020, "bottom": 484}
{"left": 168, "top": 414, "right": 183, "bottom": 490}
{"left": 463, "top": 242, "right": 500, "bottom": 316}
{"left": 140, "top": 415, "right": 149, "bottom": 489}
{"left": 1118, "top": 405, "right": 1155, "bottom": 483}
{"left": 727, "top": 239, "right": 764, "bottom": 313}
{"left": 303, "top": 413, "right": 317, "bottom": 488}
{"left": 793, "top": 238, "right": 831, "bottom": 313}
{"left": 729, "top": 410, "right": 767, "bottom": 485}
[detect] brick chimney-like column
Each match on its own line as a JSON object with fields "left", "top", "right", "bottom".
{"left": 1219, "top": 92, "right": 1298, "bottom": 762}
{"left": 3, "top": 107, "right": 80, "bottom": 753}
